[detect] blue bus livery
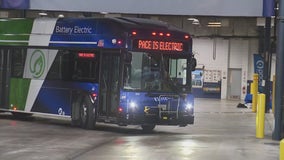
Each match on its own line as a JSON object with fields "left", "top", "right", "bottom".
{"left": 0, "top": 17, "right": 196, "bottom": 131}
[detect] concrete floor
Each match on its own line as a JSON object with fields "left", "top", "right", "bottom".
{"left": 0, "top": 98, "right": 279, "bottom": 160}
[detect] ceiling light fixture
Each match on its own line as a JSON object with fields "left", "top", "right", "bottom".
{"left": 39, "top": 12, "right": 48, "bottom": 16}
{"left": 100, "top": 12, "right": 109, "bottom": 15}
{"left": 207, "top": 24, "right": 222, "bottom": 27}
{"left": 208, "top": 22, "right": 221, "bottom": 25}
{"left": 207, "top": 21, "right": 222, "bottom": 27}
{"left": 187, "top": 18, "right": 200, "bottom": 25}
{"left": 58, "top": 14, "right": 64, "bottom": 18}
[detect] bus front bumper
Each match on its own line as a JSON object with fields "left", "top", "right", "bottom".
{"left": 117, "top": 109, "right": 194, "bottom": 126}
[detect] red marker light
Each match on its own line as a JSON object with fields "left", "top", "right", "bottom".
{"left": 78, "top": 52, "right": 95, "bottom": 58}
{"left": 185, "top": 35, "right": 190, "bottom": 39}
{"left": 118, "top": 107, "right": 123, "bottom": 112}
{"left": 91, "top": 93, "right": 97, "bottom": 100}
{"left": 132, "top": 31, "right": 137, "bottom": 35}
{"left": 92, "top": 93, "right": 97, "bottom": 97}
{"left": 117, "top": 40, "right": 122, "bottom": 45}
{"left": 152, "top": 32, "right": 157, "bottom": 36}
{"left": 166, "top": 33, "right": 171, "bottom": 37}
{"left": 159, "top": 32, "right": 164, "bottom": 36}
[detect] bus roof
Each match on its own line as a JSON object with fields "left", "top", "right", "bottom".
{"left": 112, "top": 17, "right": 184, "bottom": 32}
{"left": 0, "top": 17, "right": 191, "bottom": 49}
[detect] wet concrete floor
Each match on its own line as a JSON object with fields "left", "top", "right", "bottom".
{"left": 0, "top": 98, "right": 279, "bottom": 160}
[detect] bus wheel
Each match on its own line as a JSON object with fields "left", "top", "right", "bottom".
{"left": 71, "top": 97, "right": 81, "bottom": 126}
{"left": 141, "top": 124, "right": 156, "bottom": 132}
{"left": 80, "top": 95, "right": 96, "bottom": 130}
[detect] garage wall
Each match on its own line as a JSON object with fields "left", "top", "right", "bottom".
{"left": 192, "top": 38, "right": 260, "bottom": 99}
{"left": 193, "top": 38, "right": 229, "bottom": 99}
{"left": 193, "top": 38, "right": 228, "bottom": 70}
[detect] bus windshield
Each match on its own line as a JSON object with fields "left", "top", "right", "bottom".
{"left": 123, "top": 51, "right": 189, "bottom": 92}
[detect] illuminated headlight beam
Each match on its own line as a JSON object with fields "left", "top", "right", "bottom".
{"left": 129, "top": 102, "right": 137, "bottom": 109}
{"left": 185, "top": 103, "right": 193, "bottom": 110}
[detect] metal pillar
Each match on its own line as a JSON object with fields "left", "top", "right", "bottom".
{"left": 264, "top": 17, "right": 272, "bottom": 113}
{"left": 273, "top": 0, "right": 284, "bottom": 140}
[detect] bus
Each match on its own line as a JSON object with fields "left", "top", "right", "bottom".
{"left": 0, "top": 17, "right": 196, "bottom": 131}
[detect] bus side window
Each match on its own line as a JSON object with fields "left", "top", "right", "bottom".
{"left": 69, "top": 51, "right": 99, "bottom": 82}
{"left": 72, "top": 60, "right": 97, "bottom": 82}
{"left": 46, "top": 53, "right": 62, "bottom": 80}
{"left": 61, "top": 51, "right": 72, "bottom": 81}
{"left": 46, "top": 50, "right": 71, "bottom": 81}
{"left": 11, "top": 49, "right": 26, "bottom": 78}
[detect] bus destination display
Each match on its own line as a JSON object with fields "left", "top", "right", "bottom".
{"left": 133, "top": 39, "right": 185, "bottom": 52}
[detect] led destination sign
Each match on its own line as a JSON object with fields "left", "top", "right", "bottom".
{"left": 133, "top": 39, "right": 186, "bottom": 52}
{"left": 78, "top": 52, "right": 96, "bottom": 58}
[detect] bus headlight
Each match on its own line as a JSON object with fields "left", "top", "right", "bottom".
{"left": 129, "top": 102, "right": 137, "bottom": 109}
{"left": 185, "top": 103, "right": 193, "bottom": 111}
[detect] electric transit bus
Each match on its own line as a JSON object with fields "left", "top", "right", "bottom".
{"left": 0, "top": 17, "right": 196, "bottom": 131}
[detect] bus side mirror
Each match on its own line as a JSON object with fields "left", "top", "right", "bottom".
{"left": 124, "top": 52, "right": 132, "bottom": 64}
{"left": 191, "top": 57, "right": 197, "bottom": 71}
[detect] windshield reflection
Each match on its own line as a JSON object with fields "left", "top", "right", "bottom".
{"left": 123, "top": 51, "right": 188, "bottom": 92}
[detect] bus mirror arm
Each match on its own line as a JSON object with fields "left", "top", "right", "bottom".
{"left": 190, "top": 57, "right": 197, "bottom": 72}
{"left": 124, "top": 52, "right": 132, "bottom": 64}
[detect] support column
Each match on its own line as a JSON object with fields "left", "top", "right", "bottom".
{"left": 273, "top": 0, "right": 284, "bottom": 140}
{"left": 263, "top": 17, "right": 272, "bottom": 113}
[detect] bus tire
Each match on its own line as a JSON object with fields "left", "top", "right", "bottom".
{"left": 141, "top": 124, "right": 156, "bottom": 132}
{"left": 80, "top": 95, "right": 96, "bottom": 130}
{"left": 71, "top": 96, "right": 81, "bottom": 126}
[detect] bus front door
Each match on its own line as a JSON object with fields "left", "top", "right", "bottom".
{"left": 99, "top": 52, "right": 120, "bottom": 120}
{"left": 0, "top": 49, "right": 10, "bottom": 109}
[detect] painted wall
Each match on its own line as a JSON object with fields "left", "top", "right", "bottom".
{"left": 193, "top": 38, "right": 229, "bottom": 99}
{"left": 192, "top": 38, "right": 262, "bottom": 100}
{"left": 30, "top": 0, "right": 263, "bottom": 17}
